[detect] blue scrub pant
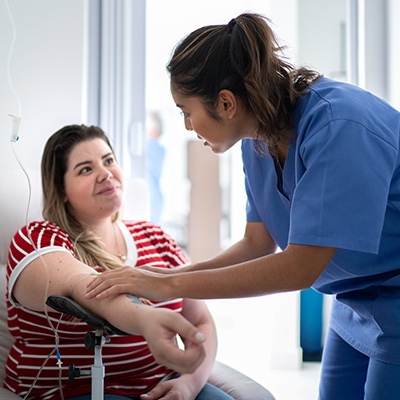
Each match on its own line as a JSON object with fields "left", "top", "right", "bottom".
{"left": 67, "top": 382, "right": 233, "bottom": 400}
{"left": 319, "top": 328, "right": 400, "bottom": 400}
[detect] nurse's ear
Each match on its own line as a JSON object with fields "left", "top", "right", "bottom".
{"left": 217, "top": 90, "right": 237, "bottom": 120}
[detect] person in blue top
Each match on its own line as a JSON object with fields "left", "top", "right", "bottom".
{"left": 85, "top": 13, "right": 400, "bottom": 400}
{"left": 146, "top": 111, "right": 166, "bottom": 225}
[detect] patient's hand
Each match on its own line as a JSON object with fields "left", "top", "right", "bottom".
{"left": 138, "top": 307, "right": 206, "bottom": 376}
{"left": 140, "top": 375, "right": 197, "bottom": 400}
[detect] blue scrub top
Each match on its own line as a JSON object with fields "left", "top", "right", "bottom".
{"left": 242, "top": 77, "right": 400, "bottom": 364}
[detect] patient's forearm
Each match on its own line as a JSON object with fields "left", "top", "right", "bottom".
{"left": 184, "top": 309, "right": 217, "bottom": 390}
{"left": 69, "top": 274, "right": 150, "bottom": 336}
{"left": 14, "top": 258, "right": 206, "bottom": 374}
{"left": 13, "top": 254, "right": 165, "bottom": 337}
{"left": 68, "top": 273, "right": 207, "bottom": 375}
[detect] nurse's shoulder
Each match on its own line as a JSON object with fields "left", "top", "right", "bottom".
{"left": 302, "top": 77, "right": 400, "bottom": 146}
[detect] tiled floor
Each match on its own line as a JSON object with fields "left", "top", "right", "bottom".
{"left": 260, "top": 362, "right": 321, "bottom": 400}
{"left": 217, "top": 358, "right": 321, "bottom": 400}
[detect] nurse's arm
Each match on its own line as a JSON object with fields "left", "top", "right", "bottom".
{"left": 117, "top": 221, "right": 275, "bottom": 278}
{"left": 172, "top": 221, "right": 278, "bottom": 273}
{"left": 85, "top": 223, "right": 335, "bottom": 301}
{"left": 192, "top": 221, "right": 278, "bottom": 269}
{"left": 165, "top": 242, "right": 336, "bottom": 299}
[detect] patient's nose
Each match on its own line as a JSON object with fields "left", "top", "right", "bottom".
{"left": 98, "top": 166, "right": 112, "bottom": 182}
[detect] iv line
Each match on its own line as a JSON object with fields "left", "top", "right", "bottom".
{"left": 5, "top": 0, "right": 64, "bottom": 397}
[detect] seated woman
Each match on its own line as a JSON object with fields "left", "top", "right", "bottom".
{"left": 5, "top": 124, "right": 232, "bottom": 400}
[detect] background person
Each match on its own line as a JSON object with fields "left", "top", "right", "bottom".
{"left": 145, "top": 111, "right": 166, "bottom": 225}
{"left": 5, "top": 124, "right": 232, "bottom": 400}
{"left": 85, "top": 13, "right": 400, "bottom": 400}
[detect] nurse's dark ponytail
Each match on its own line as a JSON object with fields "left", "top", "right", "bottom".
{"left": 167, "top": 13, "right": 321, "bottom": 157}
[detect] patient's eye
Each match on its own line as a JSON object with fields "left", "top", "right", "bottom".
{"left": 79, "top": 166, "right": 91, "bottom": 174}
{"left": 180, "top": 111, "right": 190, "bottom": 118}
{"left": 105, "top": 157, "right": 115, "bottom": 165}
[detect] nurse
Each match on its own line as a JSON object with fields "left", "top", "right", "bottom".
{"left": 86, "top": 13, "right": 400, "bottom": 399}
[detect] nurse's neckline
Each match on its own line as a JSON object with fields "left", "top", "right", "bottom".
{"left": 276, "top": 143, "right": 289, "bottom": 169}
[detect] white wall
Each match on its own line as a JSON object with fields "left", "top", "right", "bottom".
{"left": 388, "top": 0, "right": 400, "bottom": 109}
{"left": 0, "top": 0, "right": 85, "bottom": 170}
{"left": 298, "top": 0, "right": 347, "bottom": 80}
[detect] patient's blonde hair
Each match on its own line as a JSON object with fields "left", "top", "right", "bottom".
{"left": 41, "top": 124, "right": 123, "bottom": 271}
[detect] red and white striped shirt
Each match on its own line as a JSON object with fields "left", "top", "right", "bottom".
{"left": 5, "top": 220, "right": 186, "bottom": 399}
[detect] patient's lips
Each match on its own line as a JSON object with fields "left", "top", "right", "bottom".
{"left": 97, "top": 184, "right": 118, "bottom": 195}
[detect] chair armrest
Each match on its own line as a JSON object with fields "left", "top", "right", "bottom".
{"left": 208, "top": 361, "right": 275, "bottom": 400}
{"left": 46, "top": 295, "right": 128, "bottom": 336}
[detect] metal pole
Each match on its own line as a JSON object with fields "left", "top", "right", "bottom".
{"left": 91, "top": 331, "right": 106, "bottom": 400}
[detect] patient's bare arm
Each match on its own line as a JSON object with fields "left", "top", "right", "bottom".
{"left": 12, "top": 251, "right": 206, "bottom": 374}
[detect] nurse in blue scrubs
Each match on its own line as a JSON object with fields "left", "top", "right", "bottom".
{"left": 86, "top": 13, "right": 400, "bottom": 400}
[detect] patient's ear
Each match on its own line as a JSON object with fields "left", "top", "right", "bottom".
{"left": 217, "top": 90, "right": 237, "bottom": 119}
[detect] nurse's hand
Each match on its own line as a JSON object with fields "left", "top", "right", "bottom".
{"left": 84, "top": 266, "right": 172, "bottom": 302}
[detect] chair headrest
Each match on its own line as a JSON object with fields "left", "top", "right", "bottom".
{"left": 0, "top": 169, "right": 42, "bottom": 265}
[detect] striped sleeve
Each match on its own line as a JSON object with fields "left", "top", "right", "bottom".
{"left": 7, "top": 222, "right": 74, "bottom": 307}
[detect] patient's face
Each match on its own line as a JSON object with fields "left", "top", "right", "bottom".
{"left": 63, "top": 138, "right": 124, "bottom": 225}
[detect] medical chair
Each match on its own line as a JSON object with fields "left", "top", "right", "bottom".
{"left": 0, "top": 168, "right": 275, "bottom": 400}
